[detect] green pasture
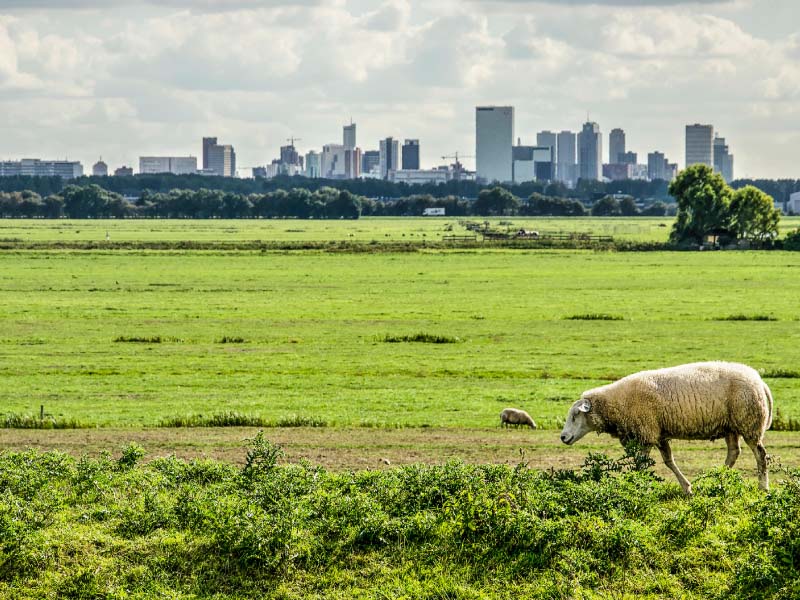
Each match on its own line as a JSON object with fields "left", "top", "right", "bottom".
{"left": 1, "top": 241, "right": 799, "bottom": 428}
{"left": 1, "top": 216, "right": 798, "bottom": 244}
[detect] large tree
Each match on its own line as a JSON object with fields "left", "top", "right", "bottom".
{"left": 668, "top": 165, "right": 733, "bottom": 244}
{"left": 473, "top": 187, "right": 520, "bottom": 216}
{"left": 729, "top": 185, "right": 780, "bottom": 244}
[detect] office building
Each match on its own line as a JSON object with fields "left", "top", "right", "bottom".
{"left": 92, "top": 159, "right": 108, "bottom": 177}
{"left": 362, "top": 150, "right": 380, "bottom": 176}
{"left": 345, "top": 148, "right": 361, "bottom": 179}
{"left": 322, "top": 144, "right": 346, "bottom": 179}
{"left": 0, "top": 159, "right": 83, "bottom": 179}
{"left": 648, "top": 152, "right": 668, "bottom": 181}
{"left": 207, "top": 144, "right": 236, "bottom": 177}
{"left": 114, "top": 166, "right": 133, "bottom": 177}
{"left": 202, "top": 137, "right": 218, "bottom": 170}
{"left": 476, "top": 106, "right": 514, "bottom": 183}
{"left": 389, "top": 169, "right": 448, "bottom": 185}
{"left": 685, "top": 124, "right": 714, "bottom": 168}
{"left": 402, "top": 139, "right": 420, "bottom": 170}
{"left": 620, "top": 151, "right": 637, "bottom": 165}
{"left": 139, "top": 156, "right": 197, "bottom": 175}
{"left": 343, "top": 123, "right": 357, "bottom": 150}
{"left": 512, "top": 145, "right": 554, "bottom": 183}
{"left": 578, "top": 122, "right": 602, "bottom": 181}
{"left": 609, "top": 128, "right": 625, "bottom": 164}
{"left": 789, "top": 192, "right": 800, "bottom": 215}
{"left": 536, "top": 131, "right": 557, "bottom": 179}
{"left": 603, "top": 163, "right": 633, "bottom": 181}
{"left": 713, "top": 136, "right": 734, "bottom": 183}
{"left": 379, "top": 137, "right": 399, "bottom": 179}
{"left": 305, "top": 151, "right": 321, "bottom": 178}
{"left": 557, "top": 130, "right": 577, "bottom": 186}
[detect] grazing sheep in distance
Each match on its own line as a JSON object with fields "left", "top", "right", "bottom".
{"left": 500, "top": 408, "right": 537, "bottom": 429}
{"left": 560, "top": 361, "right": 773, "bottom": 494}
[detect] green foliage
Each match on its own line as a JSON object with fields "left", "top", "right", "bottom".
{"left": 591, "top": 195, "right": 623, "bottom": 217}
{"left": 669, "top": 165, "right": 734, "bottom": 244}
{"left": 381, "top": 333, "right": 461, "bottom": 344}
{"left": 1, "top": 413, "right": 91, "bottom": 429}
{"left": 715, "top": 314, "right": 778, "bottom": 321}
{"left": 159, "top": 412, "right": 273, "bottom": 427}
{"left": 117, "top": 442, "right": 146, "bottom": 470}
{"left": 784, "top": 229, "right": 800, "bottom": 251}
{"left": 730, "top": 185, "right": 781, "bottom": 243}
{"left": 564, "top": 313, "right": 625, "bottom": 321}
{"left": 473, "top": 187, "right": 520, "bottom": 216}
{"left": 0, "top": 446, "right": 791, "bottom": 598}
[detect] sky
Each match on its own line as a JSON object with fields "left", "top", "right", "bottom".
{"left": 0, "top": 0, "right": 797, "bottom": 179}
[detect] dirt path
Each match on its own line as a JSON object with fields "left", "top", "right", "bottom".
{"left": 2, "top": 427, "right": 797, "bottom": 484}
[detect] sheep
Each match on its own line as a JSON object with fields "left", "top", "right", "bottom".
{"left": 560, "top": 361, "right": 773, "bottom": 494}
{"left": 500, "top": 408, "right": 537, "bottom": 429}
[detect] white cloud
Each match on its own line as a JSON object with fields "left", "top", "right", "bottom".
{"left": 0, "top": 0, "right": 797, "bottom": 178}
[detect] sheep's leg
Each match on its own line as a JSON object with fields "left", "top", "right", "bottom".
{"left": 724, "top": 433, "right": 741, "bottom": 468}
{"left": 744, "top": 437, "right": 769, "bottom": 491}
{"left": 658, "top": 440, "right": 692, "bottom": 495}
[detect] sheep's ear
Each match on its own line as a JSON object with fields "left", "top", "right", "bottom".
{"left": 578, "top": 399, "right": 592, "bottom": 413}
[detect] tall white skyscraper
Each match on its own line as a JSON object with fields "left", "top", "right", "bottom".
{"left": 713, "top": 136, "right": 734, "bottom": 183}
{"left": 343, "top": 123, "right": 357, "bottom": 150}
{"left": 609, "top": 128, "right": 626, "bottom": 164}
{"left": 578, "top": 122, "right": 602, "bottom": 181}
{"left": 476, "top": 106, "right": 514, "bottom": 183}
{"left": 207, "top": 144, "right": 236, "bottom": 177}
{"left": 556, "top": 130, "right": 577, "bottom": 186}
{"left": 685, "top": 124, "right": 714, "bottom": 168}
{"left": 379, "top": 137, "right": 399, "bottom": 179}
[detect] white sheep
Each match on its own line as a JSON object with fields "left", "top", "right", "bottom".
{"left": 500, "top": 408, "right": 537, "bottom": 429}
{"left": 560, "top": 361, "right": 773, "bottom": 494}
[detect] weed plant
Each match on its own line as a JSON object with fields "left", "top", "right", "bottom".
{"left": 0, "top": 441, "right": 794, "bottom": 598}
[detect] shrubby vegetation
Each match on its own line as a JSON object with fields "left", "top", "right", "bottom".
{"left": 1, "top": 440, "right": 798, "bottom": 598}
{"left": 670, "top": 165, "right": 782, "bottom": 246}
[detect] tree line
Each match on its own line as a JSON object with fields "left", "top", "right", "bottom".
{"left": 0, "top": 185, "right": 676, "bottom": 219}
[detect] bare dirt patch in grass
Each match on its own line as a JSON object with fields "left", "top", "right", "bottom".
{"left": 2, "top": 427, "right": 797, "bottom": 485}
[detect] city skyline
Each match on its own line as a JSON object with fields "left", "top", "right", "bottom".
{"left": 0, "top": 1, "right": 797, "bottom": 179}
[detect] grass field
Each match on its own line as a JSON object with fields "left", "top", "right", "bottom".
{"left": 3, "top": 218, "right": 800, "bottom": 598}
{"left": 1, "top": 238, "right": 799, "bottom": 434}
{"left": 1, "top": 216, "right": 798, "bottom": 244}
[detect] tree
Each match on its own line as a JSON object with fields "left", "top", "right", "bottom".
{"left": 669, "top": 165, "right": 733, "bottom": 244}
{"left": 641, "top": 201, "right": 667, "bottom": 217}
{"left": 619, "top": 197, "right": 639, "bottom": 216}
{"left": 473, "top": 187, "right": 520, "bottom": 216}
{"left": 729, "top": 185, "right": 780, "bottom": 244}
{"left": 591, "top": 196, "right": 622, "bottom": 217}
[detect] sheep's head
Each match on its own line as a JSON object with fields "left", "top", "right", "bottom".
{"left": 560, "top": 396, "right": 598, "bottom": 445}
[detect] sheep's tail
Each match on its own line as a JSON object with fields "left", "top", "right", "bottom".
{"left": 763, "top": 382, "right": 774, "bottom": 430}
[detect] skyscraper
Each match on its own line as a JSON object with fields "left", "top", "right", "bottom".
{"left": 713, "top": 136, "right": 734, "bottom": 183}
{"left": 402, "top": 139, "right": 420, "bottom": 170}
{"left": 609, "top": 128, "right": 625, "bottom": 164}
{"left": 362, "top": 150, "right": 380, "bottom": 176}
{"left": 685, "top": 124, "right": 714, "bottom": 168}
{"left": 322, "top": 144, "right": 346, "bottom": 179}
{"left": 305, "top": 151, "right": 321, "bottom": 178}
{"left": 202, "top": 137, "right": 217, "bottom": 170}
{"left": 556, "top": 130, "right": 577, "bottom": 186}
{"left": 343, "top": 123, "right": 357, "bottom": 150}
{"left": 578, "top": 122, "right": 602, "bottom": 181}
{"left": 476, "top": 106, "right": 514, "bottom": 183}
{"left": 536, "top": 131, "right": 557, "bottom": 179}
{"left": 379, "top": 137, "right": 399, "bottom": 179}
{"left": 208, "top": 144, "right": 236, "bottom": 177}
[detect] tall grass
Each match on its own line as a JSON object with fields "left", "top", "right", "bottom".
{"left": 381, "top": 333, "right": 461, "bottom": 343}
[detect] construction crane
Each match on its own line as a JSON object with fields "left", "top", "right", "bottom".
{"left": 441, "top": 152, "right": 474, "bottom": 167}
{"left": 286, "top": 137, "right": 302, "bottom": 147}
{"left": 441, "top": 152, "right": 475, "bottom": 180}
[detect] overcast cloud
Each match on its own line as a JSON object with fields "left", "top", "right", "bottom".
{"left": 0, "top": 0, "right": 796, "bottom": 178}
